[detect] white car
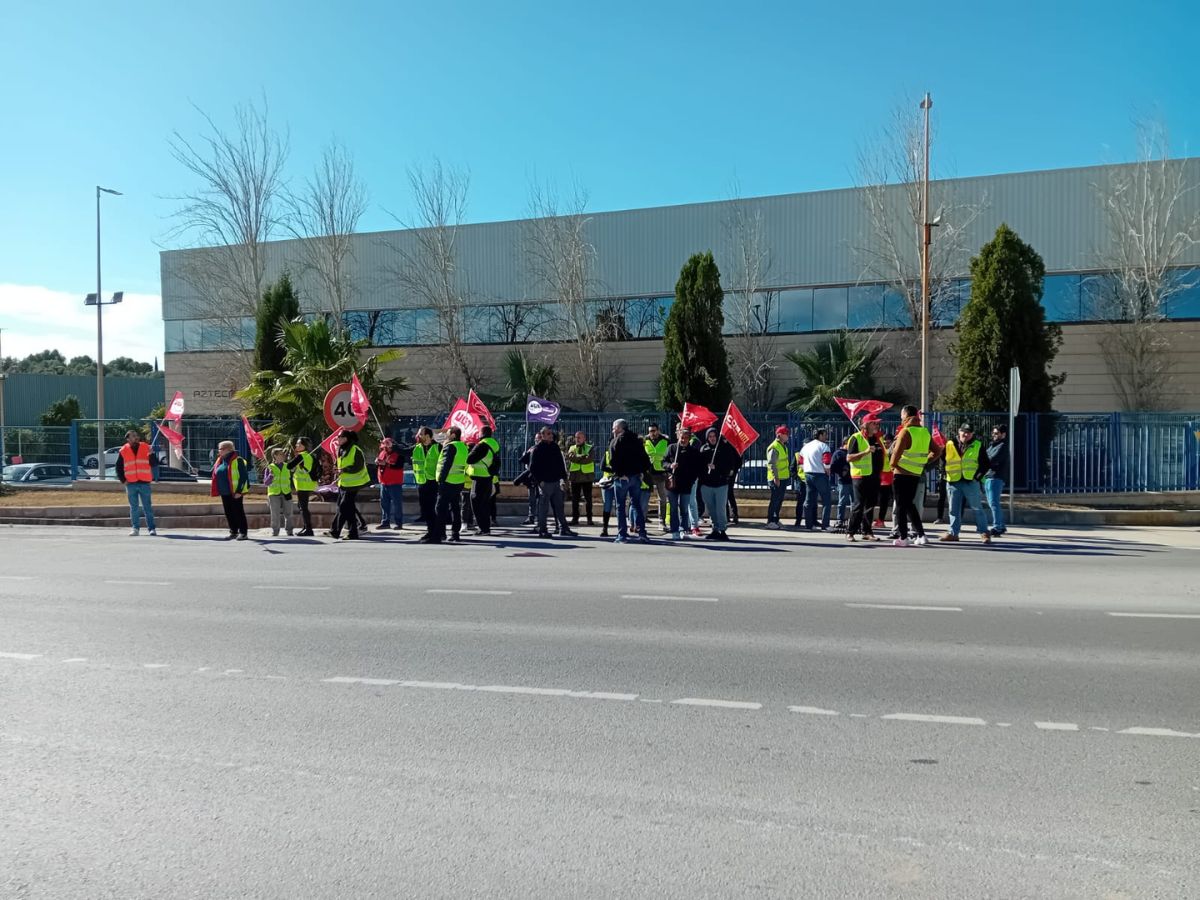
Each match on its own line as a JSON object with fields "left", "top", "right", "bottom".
{"left": 81, "top": 446, "right": 125, "bottom": 470}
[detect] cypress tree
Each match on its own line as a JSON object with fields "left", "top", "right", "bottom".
{"left": 658, "top": 251, "right": 732, "bottom": 411}
{"left": 254, "top": 273, "right": 301, "bottom": 373}
{"left": 940, "top": 224, "right": 1064, "bottom": 412}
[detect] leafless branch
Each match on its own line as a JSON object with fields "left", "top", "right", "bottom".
{"left": 722, "top": 201, "right": 778, "bottom": 409}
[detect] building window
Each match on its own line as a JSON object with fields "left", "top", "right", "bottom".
{"left": 812, "top": 287, "right": 848, "bottom": 331}
{"left": 1166, "top": 268, "right": 1200, "bottom": 319}
{"left": 848, "top": 284, "right": 885, "bottom": 330}
{"left": 1042, "top": 274, "right": 1081, "bottom": 322}
{"left": 883, "top": 286, "right": 913, "bottom": 328}
{"left": 931, "top": 280, "right": 966, "bottom": 326}
{"left": 777, "top": 288, "right": 813, "bottom": 333}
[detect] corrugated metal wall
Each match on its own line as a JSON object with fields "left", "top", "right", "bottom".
{"left": 160, "top": 159, "right": 1200, "bottom": 320}
{"left": 1, "top": 374, "right": 165, "bottom": 425}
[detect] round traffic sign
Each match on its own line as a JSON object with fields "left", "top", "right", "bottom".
{"left": 323, "top": 383, "right": 365, "bottom": 432}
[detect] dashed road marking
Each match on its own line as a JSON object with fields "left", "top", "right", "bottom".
{"left": 61, "top": 658, "right": 87, "bottom": 663}
{"left": 789, "top": 705, "right": 840, "bottom": 716}
{"left": 621, "top": 594, "right": 720, "bottom": 603}
{"left": 882, "top": 713, "right": 987, "bottom": 726}
{"left": 0, "top": 651, "right": 42, "bottom": 660}
{"left": 426, "top": 589, "right": 514, "bottom": 596}
{"left": 0, "top": 575, "right": 34, "bottom": 581}
{"left": 1107, "top": 612, "right": 1200, "bottom": 619}
{"left": 1117, "top": 727, "right": 1198, "bottom": 738}
{"left": 324, "top": 677, "right": 401, "bottom": 686}
{"left": 252, "top": 585, "right": 330, "bottom": 592}
{"left": 105, "top": 580, "right": 171, "bottom": 586}
{"left": 1035, "top": 721, "right": 1079, "bottom": 731}
{"left": 672, "top": 698, "right": 762, "bottom": 710}
{"left": 846, "top": 603, "right": 963, "bottom": 612}
{"left": 142, "top": 663, "right": 169, "bottom": 669}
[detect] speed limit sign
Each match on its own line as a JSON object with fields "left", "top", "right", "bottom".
{"left": 323, "top": 383, "right": 365, "bottom": 432}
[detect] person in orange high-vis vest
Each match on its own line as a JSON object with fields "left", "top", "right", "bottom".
{"left": 116, "top": 429, "right": 158, "bottom": 536}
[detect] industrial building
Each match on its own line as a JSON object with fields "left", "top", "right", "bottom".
{"left": 161, "top": 160, "right": 1200, "bottom": 414}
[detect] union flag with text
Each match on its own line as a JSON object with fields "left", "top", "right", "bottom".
{"left": 719, "top": 402, "right": 760, "bottom": 455}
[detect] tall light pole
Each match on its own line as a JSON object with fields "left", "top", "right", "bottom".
{"left": 919, "top": 92, "right": 933, "bottom": 418}
{"left": 94, "top": 185, "right": 122, "bottom": 479}
{"left": 0, "top": 328, "right": 6, "bottom": 481}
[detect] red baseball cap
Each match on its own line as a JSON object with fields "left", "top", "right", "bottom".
{"left": 775, "top": 425, "right": 790, "bottom": 436}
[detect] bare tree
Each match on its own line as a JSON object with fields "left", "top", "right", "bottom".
{"left": 383, "top": 161, "right": 480, "bottom": 408}
{"left": 855, "top": 100, "right": 984, "bottom": 394}
{"left": 1089, "top": 120, "right": 1200, "bottom": 411}
{"left": 524, "top": 184, "right": 621, "bottom": 409}
{"left": 722, "top": 201, "right": 778, "bottom": 409}
{"left": 284, "top": 141, "right": 368, "bottom": 329}
{"left": 165, "top": 100, "right": 289, "bottom": 373}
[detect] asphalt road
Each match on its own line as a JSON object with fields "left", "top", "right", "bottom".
{"left": 3, "top": 522, "right": 1199, "bottom": 898}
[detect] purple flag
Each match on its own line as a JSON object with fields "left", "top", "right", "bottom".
{"left": 526, "top": 395, "right": 561, "bottom": 425}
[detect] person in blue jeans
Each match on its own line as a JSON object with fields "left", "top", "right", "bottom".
{"left": 607, "top": 419, "right": 651, "bottom": 543}
{"left": 939, "top": 423, "right": 992, "bottom": 544}
{"left": 983, "top": 423, "right": 1009, "bottom": 536}
{"left": 829, "top": 445, "right": 854, "bottom": 529}
{"left": 116, "top": 429, "right": 158, "bottom": 536}
{"left": 799, "top": 429, "right": 833, "bottom": 530}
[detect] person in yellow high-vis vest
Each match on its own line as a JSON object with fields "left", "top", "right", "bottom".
{"left": 940, "top": 422, "right": 993, "bottom": 544}
{"left": 764, "top": 425, "right": 791, "bottom": 528}
{"left": 467, "top": 426, "right": 501, "bottom": 535}
{"left": 264, "top": 446, "right": 295, "bottom": 537}
{"left": 643, "top": 423, "right": 670, "bottom": 531}
{"left": 411, "top": 427, "right": 440, "bottom": 530}
{"left": 288, "top": 437, "right": 318, "bottom": 536}
{"left": 331, "top": 430, "right": 370, "bottom": 541}
{"left": 422, "top": 426, "right": 468, "bottom": 544}
{"left": 567, "top": 431, "right": 596, "bottom": 526}
{"left": 888, "top": 405, "right": 939, "bottom": 546}
{"left": 845, "top": 417, "right": 884, "bottom": 542}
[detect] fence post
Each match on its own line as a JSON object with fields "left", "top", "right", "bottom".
{"left": 69, "top": 420, "right": 79, "bottom": 481}
{"left": 1186, "top": 421, "right": 1199, "bottom": 492}
{"left": 1109, "top": 413, "right": 1122, "bottom": 493}
{"left": 1029, "top": 413, "right": 1040, "bottom": 493}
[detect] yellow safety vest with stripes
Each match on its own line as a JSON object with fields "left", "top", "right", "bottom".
{"left": 337, "top": 445, "right": 371, "bottom": 488}
{"left": 644, "top": 437, "right": 669, "bottom": 472}
{"left": 468, "top": 437, "right": 500, "bottom": 479}
{"left": 847, "top": 432, "right": 874, "bottom": 478}
{"left": 897, "top": 427, "right": 932, "bottom": 476}
{"left": 442, "top": 441, "right": 468, "bottom": 485}
{"left": 945, "top": 439, "right": 982, "bottom": 482}
{"left": 568, "top": 442, "right": 595, "bottom": 476}
{"left": 292, "top": 451, "right": 317, "bottom": 491}
{"left": 412, "top": 443, "right": 439, "bottom": 485}
{"left": 266, "top": 462, "right": 293, "bottom": 496}
{"left": 767, "top": 439, "right": 791, "bottom": 482}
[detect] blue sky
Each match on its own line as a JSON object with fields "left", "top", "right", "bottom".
{"left": 1, "top": 0, "right": 1197, "bottom": 362}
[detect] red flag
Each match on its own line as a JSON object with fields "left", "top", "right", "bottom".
{"left": 443, "top": 398, "right": 484, "bottom": 443}
{"left": 834, "top": 397, "right": 893, "bottom": 423}
{"left": 165, "top": 391, "right": 185, "bottom": 423}
{"left": 680, "top": 402, "right": 718, "bottom": 433}
{"left": 719, "top": 402, "right": 761, "bottom": 455}
{"left": 158, "top": 420, "right": 185, "bottom": 448}
{"left": 931, "top": 425, "right": 947, "bottom": 448}
{"left": 467, "top": 389, "right": 495, "bottom": 430}
{"left": 349, "top": 372, "right": 370, "bottom": 421}
{"left": 242, "top": 416, "right": 266, "bottom": 459}
{"left": 320, "top": 428, "right": 344, "bottom": 457}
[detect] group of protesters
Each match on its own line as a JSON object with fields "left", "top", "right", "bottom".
{"left": 115, "top": 402, "right": 1010, "bottom": 548}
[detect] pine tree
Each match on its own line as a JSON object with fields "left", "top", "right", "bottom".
{"left": 940, "top": 224, "right": 1064, "bottom": 412}
{"left": 254, "top": 273, "right": 301, "bottom": 373}
{"left": 658, "top": 251, "right": 732, "bottom": 411}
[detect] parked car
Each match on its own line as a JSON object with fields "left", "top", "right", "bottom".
{"left": 81, "top": 446, "right": 124, "bottom": 469}
{"left": 156, "top": 465, "right": 199, "bottom": 483}
{"left": 1, "top": 463, "right": 87, "bottom": 485}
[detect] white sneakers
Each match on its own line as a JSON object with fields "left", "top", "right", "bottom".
{"left": 914, "top": 535, "right": 929, "bottom": 546}
{"left": 766, "top": 522, "right": 781, "bottom": 530}
{"left": 129, "top": 528, "right": 138, "bottom": 537}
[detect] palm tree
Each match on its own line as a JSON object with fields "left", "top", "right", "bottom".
{"left": 784, "top": 331, "right": 903, "bottom": 413}
{"left": 485, "top": 350, "right": 561, "bottom": 412}
{"left": 237, "top": 317, "right": 408, "bottom": 444}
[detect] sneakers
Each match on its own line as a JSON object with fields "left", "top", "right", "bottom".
{"left": 235, "top": 534, "right": 248, "bottom": 541}
{"left": 377, "top": 523, "right": 391, "bottom": 531}
{"left": 690, "top": 527, "right": 702, "bottom": 537}
{"left": 766, "top": 522, "right": 781, "bottom": 530}
{"left": 148, "top": 528, "right": 157, "bottom": 536}
{"left": 892, "top": 538, "right": 910, "bottom": 547}
{"left": 638, "top": 535, "right": 652, "bottom": 544}
{"left": 872, "top": 519, "right": 885, "bottom": 528}
{"left": 938, "top": 534, "right": 958, "bottom": 543}
{"left": 129, "top": 528, "right": 139, "bottom": 537}
{"left": 671, "top": 532, "right": 682, "bottom": 541}
{"left": 560, "top": 529, "right": 578, "bottom": 538}
{"left": 913, "top": 535, "right": 929, "bottom": 546}
{"left": 297, "top": 529, "right": 314, "bottom": 537}
{"left": 613, "top": 535, "right": 628, "bottom": 544}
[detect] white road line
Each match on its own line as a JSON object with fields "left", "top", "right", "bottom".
{"left": 1107, "top": 612, "right": 1200, "bottom": 619}
{"left": 253, "top": 585, "right": 330, "bottom": 592}
{"left": 621, "top": 594, "right": 719, "bottom": 603}
{"left": 61, "top": 658, "right": 87, "bottom": 663}
{"left": 0, "top": 651, "right": 42, "bottom": 660}
{"left": 0, "top": 575, "right": 34, "bottom": 581}
{"left": 1118, "top": 727, "right": 1198, "bottom": 738}
{"left": 882, "top": 713, "right": 987, "bottom": 726}
{"left": 1035, "top": 721, "right": 1079, "bottom": 731}
{"left": 142, "top": 663, "right": 169, "bottom": 669}
{"left": 324, "top": 677, "right": 402, "bottom": 686}
{"left": 845, "top": 603, "right": 963, "bottom": 612}
{"left": 672, "top": 698, "right": 763, "bottom": 711}
{"left": 996, "top": 722, "right": 1013, "bottom": 727}
{"left": 788, "top": 705, "right": 840, "bottom": 716}
{"left": 426, "top": 589, "right": 513, "bottom": 596}
{"left": 105, "top": 580, "right": 171, "bottom": 586}
{"left": 322, "top": 677, "right": 638, "bottom": 702}
{"left": 848, "top": 713, "right": 869, "bottom": 718}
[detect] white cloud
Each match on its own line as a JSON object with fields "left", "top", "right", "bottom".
{"left": 0, "top": 284, "right": 164, "bottom": 365}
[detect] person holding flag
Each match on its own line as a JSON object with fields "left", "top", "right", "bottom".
{"left": 331, "top": 430, "right": 370, "bottom": 541}
{"left": 664, "top": 426, "right": 702, "bottom": 540}
{"left": 845, "top": 416, "right": 885, "bottom": 541}
{"left": 116, "top": 428, "right": 159, "bottom": 536}
{"left": 698, "top": 426, "right": 739, "bottom": 541}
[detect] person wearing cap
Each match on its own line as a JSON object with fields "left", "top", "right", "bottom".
{"left": 940, "top": 422, "right": 993, "bottom": 544}
{"left": 764, "top": 426, "right": 791, "bottom": 529}
{"left": 375, "top": 436, "right": 405, "bottom": 531}
{"left": 799, "top": 428, "right": 833, "bottom": 531}
{"left": 845, "top": 417, "right": 885, "bottom": 541}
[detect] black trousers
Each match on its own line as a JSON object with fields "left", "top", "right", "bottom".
{"left": 472, "top": 478, "right": 493, "bottom": 533}
{"left": 333, "top": 488, "right": 361, "bottom": 538}
{"left": 570, "top": 482, "right": 593, "bottom": 522}
{"left": 876, "top": 484, "right": 892, "bottom": 522}
{"left": 892, "top": 473, "right": 925, "bottom": 540}
{"left": 418, "top": 482, "right": 438, "bottom": 530}
{"left": 936, "top": 479, "right": 948, "bottom": 519}
{"left": 847, "top": 477, "right": 880, "bottom": 536}
{"left": 727, "top": 486, "right": 739, "bottom": 522}
{"left": 435, "top": 483, "right": 463, "bottom": 541}
{"left": 221, "top": 495, "right": 248, "bottom": 536}
{"left": 296, "top": 491, "right": 313, "bottom": 531}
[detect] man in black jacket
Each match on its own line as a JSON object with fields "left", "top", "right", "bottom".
{"left": 665, "top": 428, "right": 703, "bottom": 539}
{"left": 607, "top": 419, "right": 651, "bottom": 543}
{"left": 529, "top": 427, "right": 575, "bottom": 538}
{"left": 698, "top": 427, "right": 739, "bottom": 541}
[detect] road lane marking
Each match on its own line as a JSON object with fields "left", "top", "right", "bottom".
{"left": 1035, "top": 721, "right": 1079, "bottom": 731}
{"left": 0, "top": 652, "right": 41, "bottom": 660}
{"left": 323, "top": 677, "right": 402, "bottom": 686}
{"left": 253, "top": 585, "right": 330, "bottom": 592}
{"left": 789, "top": 705, "right": 840, "bottom": 716}
{"left": 1107, "top": 612, "right": 1200, "bottom": 619}
{"left": 142, "top": 663, "right": 169, "bottom": 669}
{"left": 848, "top": 713, "right": 869, "bottom": 718}
{"left": 322, "top": 677, "right": 639, "bottom": 702}
{"left": 61, "top": 658, "right": 87, "bottom": 663}
{"left": 1117, "top": 727, "right": 1198, "bottom": 738}
{"left": 672, "top": 698, "right": 762, "bottom": 710}
{"left": 845, "top": 603, "right": 963, "bottom": 612}
{"left": 426, "top": 589, "right": 513, "bottom": 596}
{"left": 0, "top": 576, "right": 34, "bottom": 581}
{"left": 105, "top": 580, "right": 171, "bottom": 586}
{"left": 882, "top": 713, "right": 987, "bottom": 726}
{"left": 621, "top": 594, "right": 719, "bottom": 603}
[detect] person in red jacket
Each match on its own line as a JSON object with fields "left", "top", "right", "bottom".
{"left": 375, "top": 437, "right": 405, "bottom": 530}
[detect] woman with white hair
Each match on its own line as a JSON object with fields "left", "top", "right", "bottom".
{"left": 211, "top": 440, "right": 250, "bottom": 540}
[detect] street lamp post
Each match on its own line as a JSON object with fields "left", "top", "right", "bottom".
{"left": 0, "top": 328, "right": 6, "bottom": 482}
{"left": 94, "top": 185, "right": 122, "bottom": 479}
{"left": 919, "top": 92, "right": 933, "bottom": 418}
